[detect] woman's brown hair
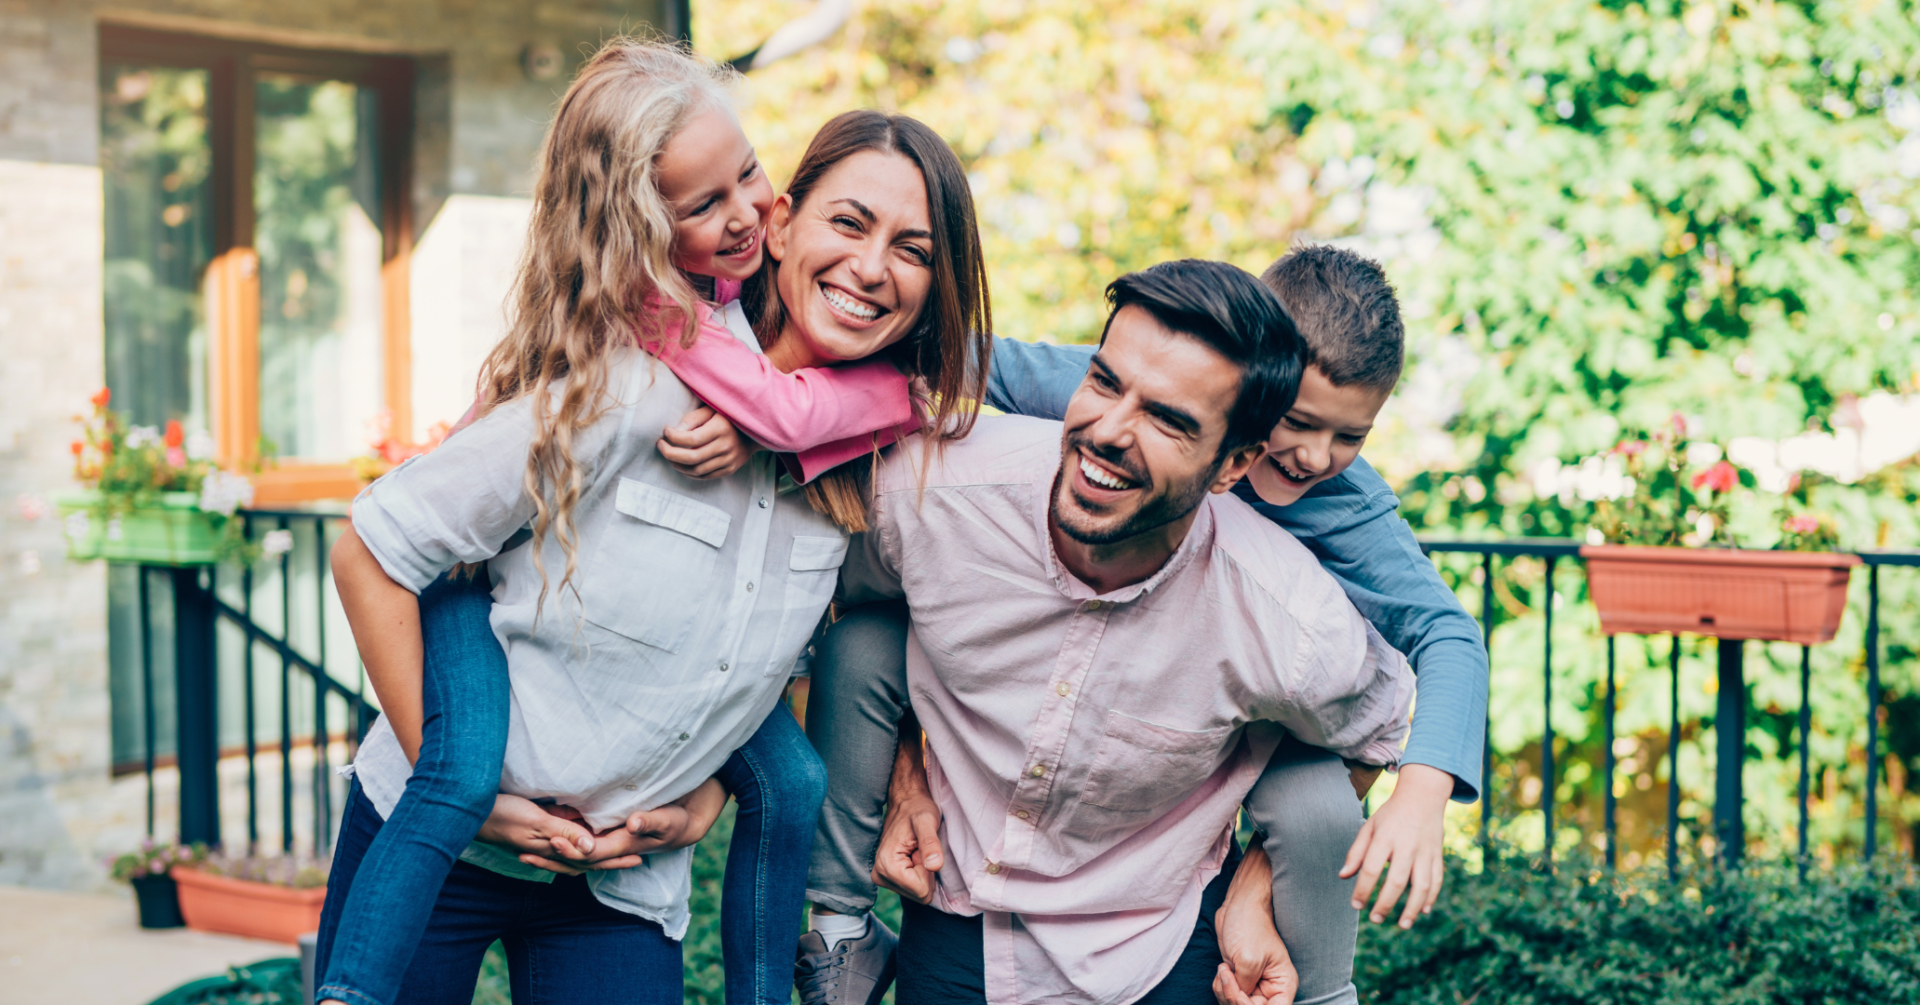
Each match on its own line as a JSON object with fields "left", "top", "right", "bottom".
{"left": 742, "top": 111, "right": 994, "bottom": 530}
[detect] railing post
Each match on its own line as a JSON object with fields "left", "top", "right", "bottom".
{"left": 1865, "top": 564, "right": 1880, "bottom": 863}
{"left": 1480, "top": 552, "right": 1494, "bottom": 858}
{"left": 1541, "top": 555, "right": 1556, "bottom": 868}
{"left": 1604, "top": 635, "right": 1616, "bottom": 871}
{"left": 242, "top": 539, "right": 259, "bottom": 855}
{"left": 1715, "top": 638, "right": 1745, "bottom": 866}
{"left": 1667, "top": 634, "right": 1681, "bottom": 882}
{"left": 1797, "top": 645, "right": 1811, "bottom": 881}
{"left": 172, "top": 566, "right": 221, "bottom": 847}
{"left": 314, "top": 516, "right": 332, "bottom": 853}
{"left": 138, "top": 566, "right": 155, "bottom": 838}
{"left": 279, "top": 516, "right": 295, "bottom": 854}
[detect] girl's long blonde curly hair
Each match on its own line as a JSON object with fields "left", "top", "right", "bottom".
{"left": 475, "top": 37, "right": 735, "bottom": 607}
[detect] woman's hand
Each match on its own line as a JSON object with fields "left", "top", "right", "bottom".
{"left": 477, "top": 794, "right": 604, "bottom": 874}
{"left": 620, "top": 777, "right": 728, "bottom": 854}
{"left": 1340, "top": 762, "right": 1453, "bottom": 929}
{"left": 1212, "top": 846, "right": 1297, "bottom": 1005}
{"left": 659, "top": 405, "right": 758, "bottom": 479}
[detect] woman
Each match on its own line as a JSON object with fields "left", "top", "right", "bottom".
{"left": 314, "top": 109, "right": 991, "bottom": 1005}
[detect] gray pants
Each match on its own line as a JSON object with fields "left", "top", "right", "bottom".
{"left": 804, "top": 603, "right": 1364, "bottom": 1005}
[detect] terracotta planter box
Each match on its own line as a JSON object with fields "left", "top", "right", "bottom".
{"left": 1580, "top": 545, "right": 1860, "bottom": 645}
{"left": 56, "top": 490, "right": 220, "bottom": 566}
{"left": 171, "top": 867, "right": 326, "bottom": 944}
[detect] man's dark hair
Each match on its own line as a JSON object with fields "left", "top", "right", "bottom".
{"left": 1259, "top": 244, "right": 1404, "bottom": 391}
{"left": 1099, "top": 259, "right": 1304, "bottom": 457}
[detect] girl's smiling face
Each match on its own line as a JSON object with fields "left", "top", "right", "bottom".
{"left": 656, "top": 103, "right": 775, "bottom": 282}
{"left": 1245, "top": 364, "right": 1392, "bottom": 506}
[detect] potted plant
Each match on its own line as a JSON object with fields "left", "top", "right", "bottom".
{"left": 56, "top": 388, "right": 259, "bottom": 566}
{"left": 172, "top": 853, "right": 329, "bottom": 944}
{"left": 109, "top": 838, "right": 207, "bottom": 929}
{"left": 1578, "top": 415, "right": 1859, "bottom": 644}
{"left": 349, "top": 410, "right": 450, "bottom": 483}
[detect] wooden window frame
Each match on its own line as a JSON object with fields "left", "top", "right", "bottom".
{"left": 101, "top": 24, "right": 414, "bottom": 504}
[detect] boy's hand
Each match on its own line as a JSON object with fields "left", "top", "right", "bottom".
{"left": 1212, "top": 846, "right": 1298, "bottom": 1005}
{"left": 1340, "top": 762, "right": 1452, "bottom": 929}
{"left": 660, "top": 405, "right": 757, "bottom": 479}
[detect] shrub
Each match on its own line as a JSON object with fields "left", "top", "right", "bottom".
{"left": 1356, "top": 853, "right": 1920, "bottom": 1004}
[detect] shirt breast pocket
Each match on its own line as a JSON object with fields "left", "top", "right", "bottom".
{"left": 772, "top": 535, "right": 848, "bottom": 674}
{"left": 579, "top": 478, "right": 731, "bottom": 654}
{"left": 1079, "top": 710, "right": 1235, "bottom": 814}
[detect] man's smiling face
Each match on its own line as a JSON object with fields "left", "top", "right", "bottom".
{"left": 1052, "top": 305, "right": 1257, "bottom": 546}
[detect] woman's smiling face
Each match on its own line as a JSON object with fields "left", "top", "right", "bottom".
{"left": 763, "top": 150, "right": 935, "bottom": 370}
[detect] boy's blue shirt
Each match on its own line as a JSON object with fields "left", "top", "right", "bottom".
{"left": 986, "top": 336, "right": 1487, "bottom": 800}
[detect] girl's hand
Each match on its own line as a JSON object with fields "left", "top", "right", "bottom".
{"left": 477, "top": 794, "right": 601, "bottom": 874}
{"left": 659, "top": 405, "right": 758, "bottom": 479}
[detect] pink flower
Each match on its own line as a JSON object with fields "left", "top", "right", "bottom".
{"left": 1784, "top": 514, "right": 1821, "bottom": 534}
{"left": 149, "top": 859, "right": 166, "bottom": 874}
{"left": 1612, "top": 439, "right": 1648, "bottom": 456}
{"left": 165, "top": 446, "right": 187, "bottom": 468}
{"left": 1692, "top": 460, "right": 1737, "bottom": 494}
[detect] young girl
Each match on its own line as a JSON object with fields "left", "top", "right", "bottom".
{"left": 314, "top": 41, "right": 986, "bottom": 1005}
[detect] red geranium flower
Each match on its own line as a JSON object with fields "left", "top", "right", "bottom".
{"left": 163, "top": 420, "right": 184, "bottom": 448}
{"left": 1691, "top": 460, "right": 1738, "bottom": 494}
{"left": 90, "top": 388, "right": 111, "bottom": 409}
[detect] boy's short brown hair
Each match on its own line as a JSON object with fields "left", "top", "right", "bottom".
{"left": 1258, "top": 244, "right": 1404, "bottom": 392}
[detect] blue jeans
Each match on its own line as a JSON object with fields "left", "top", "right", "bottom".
{"left": 712, "top": 705, "right": 828, "bottom": 1005}
{"left": 320, "top": 569, "right": 511, "bottom": 1005}
{"left": 320, "top": 566, "right": 826, "bottom": 1005}
{"left": 317, "top": 779, "right": 683, "bottom": 1005}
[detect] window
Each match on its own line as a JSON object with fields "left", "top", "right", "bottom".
{"left": 100, "top": 25, "right": 414, "bottom": 503}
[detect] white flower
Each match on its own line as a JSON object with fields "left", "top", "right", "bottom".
{"left": 1685, "top": 442, "right": 1723, "bottom": 467}
{"left": 197, "top": 469, "right": 255, "bottom": 516}
{"left": 185, "top": 429, "right": 215, "bottom": 462}
{"left": 261, "top": 529, "right": 294, "bottom": 558}
{"left": 106, "top": 518, "right": 123, "bottom": 542}
{"left": 126, "top": 426, "right": 162, "bottom": 449}
{"left": 65, "top": 511, "right": 90, "bottom": 540}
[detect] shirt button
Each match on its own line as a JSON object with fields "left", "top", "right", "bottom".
{"left": 1015, "top": 809, "right": 1030, "bottom": 819}
{"left": 986, "top": 861, "right": 1002, "bottom": 875}
{"left": 758, "top": 497, "right": 769, "bottom": 509}
{"left": 1055, "top": 682, "right": 1070, "bottom": 697}
{"left": 1085, "top": 599, "right": 1101, "bottom": 611}
{"left": 679, "top": 732, "right": 690, "bottom": 741}
{"left": 719, "top": 661, "right": 730, "bottom": 672}
{"left": 1029, "top": 765, "right": 1045, "bottom": 778}
{"left": 624, "top": 783, "right": 637, "bottom": 791}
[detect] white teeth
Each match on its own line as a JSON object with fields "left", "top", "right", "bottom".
{"left": 1080, "top": 456, "right": 1131, "bottom": 490}
{"left": 719, "top": 232, "right": 756, "bottom": 256}
{"left": 822, "top": 286, "right": 879, "bottom": 320}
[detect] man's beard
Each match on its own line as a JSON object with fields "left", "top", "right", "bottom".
{"left": 1051, "top": 434, "right": 1221, "bottom": 547}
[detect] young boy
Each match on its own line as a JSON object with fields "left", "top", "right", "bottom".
{"left": 798, "top": 246, "right": 1486, "bottom": 1005}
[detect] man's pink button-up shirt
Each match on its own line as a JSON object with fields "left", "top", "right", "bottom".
{"left": 840, "top": 417, "right": 1415, "bottom": 1005}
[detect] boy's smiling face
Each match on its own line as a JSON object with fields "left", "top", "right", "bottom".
{"left": 1245, "top": 364, "right": 1391, "bottom": 506}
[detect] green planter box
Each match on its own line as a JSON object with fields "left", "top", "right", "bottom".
{"left": 56, "top": 490, "right": 221, "bottom": 566}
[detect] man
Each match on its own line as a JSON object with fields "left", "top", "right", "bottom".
{"left": 834, "top": 260, "right": 1415, "bottom": 1003}
{"left": 799, "top": 247, "right": 1483, "bottom": 1005}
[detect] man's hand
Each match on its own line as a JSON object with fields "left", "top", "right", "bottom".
{"left": 870, "top": 732, "right": 945, "bottom": 904}
{"left": 659, "top": 405, "right": 757, "bottom": 479}
{"left": 1340, "top": 762, "right": 1453, "bottom": 929}
{"left": 1212, "top": 846, "right": 1297, "bottom": 1005}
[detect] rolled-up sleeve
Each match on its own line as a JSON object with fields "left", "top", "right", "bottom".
{"left": 351, "top": 398, "right": 545, "bottom": 593}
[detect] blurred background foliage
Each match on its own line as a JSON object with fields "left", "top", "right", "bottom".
{"left": 695, "top": 0, "right": 1920, "bottom": 868}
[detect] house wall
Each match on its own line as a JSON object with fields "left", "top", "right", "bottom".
{"left": 0, "top": 0, "right": 667, "bottom": 889}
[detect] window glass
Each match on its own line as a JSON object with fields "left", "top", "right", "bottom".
{"left": 99, "top": 64, "right": 213, "bottom": 433}
{"left": 254, "top": 75, "right": 384, "bottom": 462}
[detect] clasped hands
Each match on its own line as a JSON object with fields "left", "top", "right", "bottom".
{"left": 477, "top": 777, "right": 728, "bottom": 875}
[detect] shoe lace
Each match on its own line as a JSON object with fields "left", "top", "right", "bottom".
{"left": 794, "top": 942, "right": 852, "bottom": 1005}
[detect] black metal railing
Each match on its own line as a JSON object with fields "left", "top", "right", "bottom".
{"left": 1419, "top": 538, "right": 1920, "bottom": 875}
{"left": 130, "top": 507, "right": 374, "bottom": 856}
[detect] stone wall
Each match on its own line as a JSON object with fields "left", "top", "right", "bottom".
{"left": 0, "top": 0, "right": 665, "bottom": 888}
